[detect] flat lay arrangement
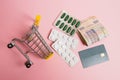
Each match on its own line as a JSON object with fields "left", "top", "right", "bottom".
{"left": 7, "top": 11, "right": 109, "bottom": 68}
{"left": 2, "top": 1, "right": 120, "bottom": 80}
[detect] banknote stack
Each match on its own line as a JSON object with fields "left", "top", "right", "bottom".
{"left": 77, "top": 16, "right": 108, "bottom": 46}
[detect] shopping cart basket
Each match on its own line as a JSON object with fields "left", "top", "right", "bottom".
{"left": 7, "top": 15, "right": 53, "bottom": 68}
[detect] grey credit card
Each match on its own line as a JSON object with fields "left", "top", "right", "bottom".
{"left": 78, "top": 44, "right": 109, "bottom": 68}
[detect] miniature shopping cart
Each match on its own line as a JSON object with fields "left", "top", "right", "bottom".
{"left": 7, "top": 15, "right": 53, "bottom": 68}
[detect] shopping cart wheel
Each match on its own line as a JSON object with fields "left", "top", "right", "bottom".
{"left": 7, "top": 43, "right": 14, "bottom": 48}
{"left": 25, "top": 61, "right": 32, "bottom": 68}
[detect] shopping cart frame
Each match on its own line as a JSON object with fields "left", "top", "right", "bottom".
{"left": 7, "top": 15, "right": 53, "bottom": 68}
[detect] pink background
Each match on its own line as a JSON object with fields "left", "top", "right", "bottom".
{"left": 0, "top": 0, "right": 120, "bottom": 80}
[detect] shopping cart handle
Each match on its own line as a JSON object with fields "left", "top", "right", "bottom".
{"left": 34, "top": 15, "right": 41, "bottom": 27}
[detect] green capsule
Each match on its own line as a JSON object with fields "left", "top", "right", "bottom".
{"left": 55, "top": 20, "right": 61, "bottom": 26}
{"left": 66, "top": 27, "right": 71, "bottom": 33}
{"left": 75, "top": 21, "right": 80, "bottom": 28}
{"left": 70, "top": 29, "right": 75, "bottom": 35}
{"left": 63, "top": 25, "right": 68, "bottom": 31}
{"left": 71, "top": 19, "right": 77, "bottom": 25}
{"left": 61, "top": 13, "right": 66, "bottom": 19}
{"left": 59, "top": 23, "right": 64, "bottom": 29}
{"left": 64, "top": 15, "right": 69, "bottom": 21}
{"left": 68, "top": 17, "right": 73, "bottom": 23}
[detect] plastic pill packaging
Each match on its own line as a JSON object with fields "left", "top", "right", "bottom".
{"left": 53, "top": 11, "right": 81, "bottom": 36}
{"left": 52, "top": 40, "right": 79, "bottom": 67}
{"left": 49, "top": 29, "right": 79, "bottom": 49}
{"left": 49, "top": 29, "right": 79, "bottom": 67}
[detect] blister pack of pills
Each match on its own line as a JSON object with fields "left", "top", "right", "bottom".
{"left": 49, "top": 29, "right": 79, "bottom": 49}
{"left": 52, "top": 40, "right": 79, "bottom": 67}
{"left": 53, "top": 11, "right": 81, "bottom": 36}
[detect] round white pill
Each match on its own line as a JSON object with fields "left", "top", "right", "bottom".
{"left": 50, "top": 36, "right": 56, "bottom": 41}
{"left": 72, "top": 57, "right": 78, "bottom": 63}
{"left": 67, "top": 37, "right": 72, "bottom": 42}
{"left": 66, "top": 42, "right": 71, "bottom": 48}
{"left": 65, "top": 49, "right": 71, "bottom": 54}
{"left": 72, "top": 39, "right": 78, "bottom": 44}
{"left": 54, "top": 44, "right": 59, "bottom": 49}
{"left": 71, "top": 44, "right": 76, "bottom": 49}
{"left": 62, "top": 35, "right": 67, "bottom": 40}
{"left": 58, "top": 41, "right": 62, "bottom": 45}
{"left": 69, "top": 60, "right": 75, "bottom": 67}
{"left": 68, "top": 53, "right": 73, "bottom": 57}
{"left": 61, "top": 53, "right": 66, "bottom": 57}
{"left": 58, "top": 48, "right": 61, "bottom": 52}
{"left": 64, "top": 56, "right": 70, "bottom": 63}
{"left": 52, "top": 31, "right": 55, "bottom": 34}
{"left": 60, "top": 46, "right": 65, "bottom": 52}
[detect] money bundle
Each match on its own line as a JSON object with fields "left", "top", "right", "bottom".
{"left": 77, "top": 16, "right": 108, "bottom": 46}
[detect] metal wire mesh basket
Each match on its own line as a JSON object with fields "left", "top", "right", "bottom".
{"left": 7, "top": 15, "right": 53, "bottom": 68}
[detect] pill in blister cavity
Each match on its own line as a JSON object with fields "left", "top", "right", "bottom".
{"left": 58, "top": 41, "right": 62, "bottom": 45}
{"left": 65, "top": 56, "right": 70, "bottom": 62}
{"left": 69, "top": 60, "right": 75, "bottom": 66}
{"left": 71, "top": 44, "right": 76, "bottom": 49}
{"left": 61, "top": 13, "right": 66, "bottom": 19}
{"left": 57, "top": 33, "right": 62, "bottom": 38}
{"left": 52, "top": 30, "right": 55, "bottom": 34}
{"left": 67, "top": 37, "right": 72, "bottom": 42}
{"left": 71, "top": 19, "right": 77, "bottom": 25}
{"left": 71, "top": 53, "right": 75, "bottom": 57}
{"left": 66, "top": 27, "right": 72, "bottom": 33}
{"left": 72, "top": 39, "right": 78, "bottom": 44}
{"left": 68, "top": 17, "right": 73, "bottom": 23}
{"left": 61, "top": 53, "right": 66, "bottom": 57}
{"left": 56, "top": 20, "right": 61, "bottom": 26}
{"left": 63, "top": 25, "right": 68, "bottom": 31}
{"left": 49, "top": 35, "right": 56, "bottom": 41}
{"left": 61, "top": 45, "right": 66, "bottom": 49}
{"left": 53, "top": 30, "right": 58, "bottom": 34}
{"left": 74, "top": 57, "right": 79, "bottom": 63}
{"left": 54, "top": 44, "right": 59, "bottom": 49}
{"left": 59, "top": 22, "right": 64, "bottom": 29}
{"left": 66, "top": 42, "right": 71, "bottom": 48}
{"left": 62, "top": 35, "right": 67, "bottom": 40}
{"left": 68, "top": 53, "right": 72, "bottom": 57}
{"left": 65, "top": 49, "right": 69, "bottom": 53}
{"left": 58, "top": 48, "right": 62, "bottom": 53}
{"left": 72, "top": 56, "right": 77, "bottom": 61}
{"left": 70, "top": 29, "right": 76, "bottom": 35}
{"left": 64, "top": 15, "right": 69, "bottom": 21}
{"left": 75, "top": 21, "right": 80, "bottom": 28}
